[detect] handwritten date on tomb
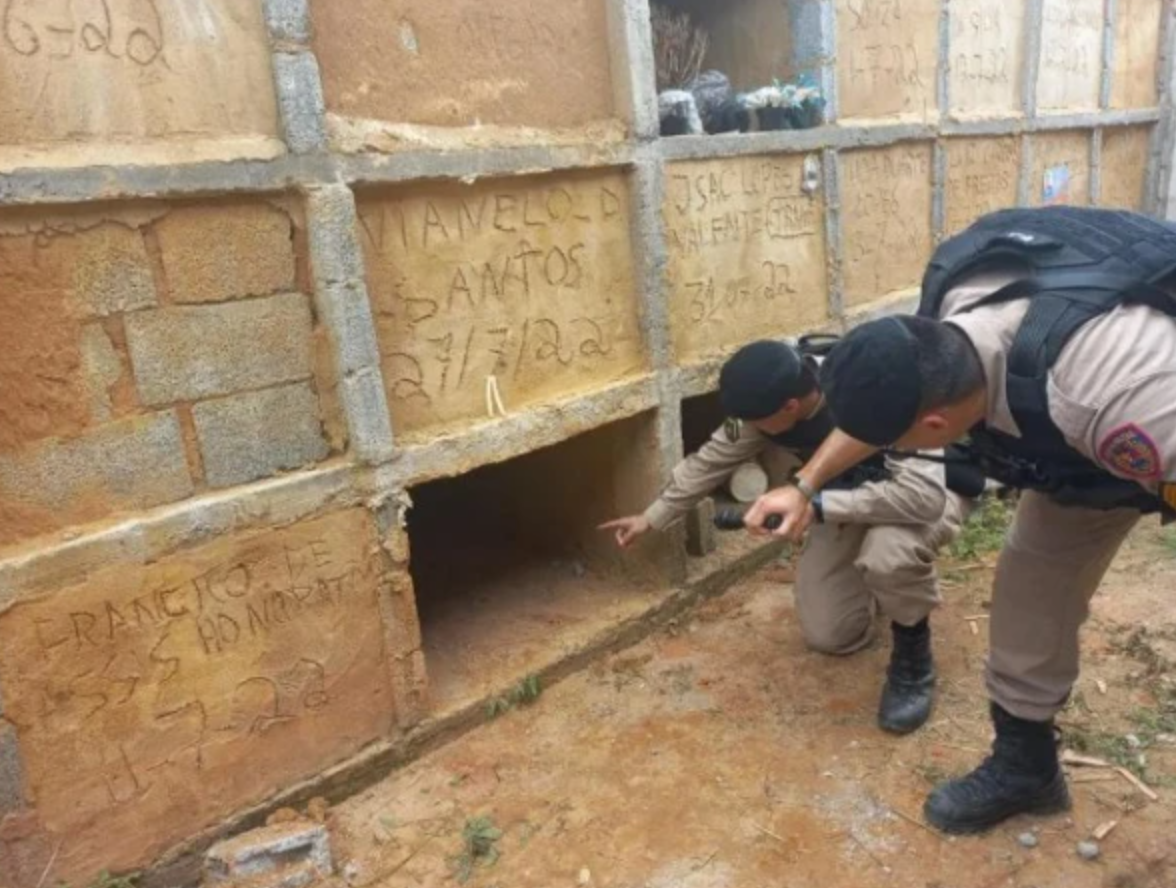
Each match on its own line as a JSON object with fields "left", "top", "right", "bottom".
{"left": 683, "top": 263, "right": 798, "bottom": 325}
{"left": 385, "top": 315, "right": 627, "bottom": 405}
{"left": 21, "top": 537, "right": 376, "bottom": 750}
{"left": 3, "top": 0, "right": 165, "bottom": 66}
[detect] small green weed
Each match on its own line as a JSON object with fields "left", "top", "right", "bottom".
{"left": 950, "top": 494, "right": 1013, "bottom": 561}
{"left": 450, "top": 815, "right": 502, "bottom": 883}
{"left": 1067, "top": 727, "right": 1142, "bottom": 774}
{"left": 485, "top": 674, "right": 542, "bottom": 719}
{"left": 1158, "top": 525, "right": 1176, "bottom": 556}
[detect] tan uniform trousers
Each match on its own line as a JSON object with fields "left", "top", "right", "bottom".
{"left": 987, "top": 491, "right": 1140, "bottom": 722}
{"left": 793, "top": 493, "right": 969, "bottom": 655}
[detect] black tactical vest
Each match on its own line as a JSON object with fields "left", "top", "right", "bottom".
{"left": 917, "top": 206, "right": 1176, "bottom": 516}
{"left": 764, "top": 401, "right": 893, "bottom": 491}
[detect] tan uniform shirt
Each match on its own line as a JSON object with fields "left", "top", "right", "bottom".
{"left": 643, "top": 418, "right": 953, "bottom": 531}
{"left": 942, "top": 270, "right": 1176, "bottom": 500}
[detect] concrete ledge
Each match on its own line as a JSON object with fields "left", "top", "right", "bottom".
{"left": 658, "top": 124, "right": 938, "bottom": 162}
{"left": 375, "top": 376, "right": 661, "bottom": 488}
{"left": 0, "top": 463, "right": 357, "bottom": 607}
{"left": 0, "top": 109, "right": 1163, "bottom": 207}
{"left": 940, "top": 108, "right": 1161, "bottom": 138}
{"left": 0, "top": 155, "right": 331, "bottom": 206}
{"left": 337, "top": 141, "right": 635, "bottom": 186}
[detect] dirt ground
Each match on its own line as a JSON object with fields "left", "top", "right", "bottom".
{"left": 306, "top": 518, "right": 1176, "bottom": 888}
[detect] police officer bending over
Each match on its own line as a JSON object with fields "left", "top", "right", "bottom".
{"left": 744, "top": 206, "right": 1176, "bottom": 834}
{"left": 600, "top": 339, "right": 980, "bottom": 734}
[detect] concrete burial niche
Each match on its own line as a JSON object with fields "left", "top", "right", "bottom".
{"left": 1037, "top": 0, "right": 1104, "bottom": 113}
{"left": 663, "top": 155, "right": 829, "bottom": 366}
{"left": 944, "top": 137, "right": 1022, "bottom": 235}
{"left": 356, "top": 171, "right": 648, "bottom": 442}
{"left": 653, "top": 0, "right": 794, "bottom": 91}
{"left": 310, "top": 0, "right": 622, "bottom": 151}
{"left": 0, "top": 507, "right": 401, "bottom": 884}
{"left": 1100, "top": 126, "right": 1154, "bottom": 210}
{"left": 405, "top": 413, "right": 671, "bottom": 713}
{"left": 0, "top": 0, "right": 282, "bottom": 171}
{"left": 1030, "top": 130, "right": 1093, "bottom": 206}
{"left": 1112, "top": 0, "right": 1164, "bottom": 110}
{"left": 836, "top": 0, "right": 939, "bottom": 122}
{"left": 948, "top": 0, "right": 1025, "bottom": 119}
{"left": 840, "top": 142, "right": 934, "bottom": 307}
{"left": 0, "top": 197, "right": 335, "bottom": 552}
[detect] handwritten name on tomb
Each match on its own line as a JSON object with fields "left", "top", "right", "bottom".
{"left": 2, "top": 0, "right": 165, "bottom": 66}
{"left": 0, "top": 510, "right": 394, "bottom": 876}
{"left": 666, "top": 161, "right": 820, "bottom": 255}
{"left": 358, "top": 175, "right": 644, "bottom": 434}
{"left": 1038, "top": 0, "right": 1102, "bottom": 107}
{"left": 952, "top": 2, "right": 1013, "bottom": 87}
{"left": 839, "top": 0, "right": 937, "bottom": 117}
{"left": 842, "top": 145, "right": 932, "bottom": 303}
{"left": 946, "top": 138, "right": 1020, "bottom": 233}
{"left": 30, "top": 537, "right": 369, "bottom": 661}
{"left": 664, "top": 157, "right": 828, "bottom": 362}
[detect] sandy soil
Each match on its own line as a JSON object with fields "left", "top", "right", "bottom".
{"left": 301, "top": 523, "right": 1176, "bottom": 888}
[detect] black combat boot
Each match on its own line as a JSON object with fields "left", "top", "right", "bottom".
{"left": 877, "top": 618, "right": 935, "bottom": 734}
{"left": 924, "top": 702, "right": 1071, "bottom": 834}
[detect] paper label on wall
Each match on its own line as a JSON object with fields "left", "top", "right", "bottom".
{"left": 1043, "top": 165, "right": 1072, "bottom": 206}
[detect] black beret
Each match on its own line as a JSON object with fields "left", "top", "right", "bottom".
{"left": 719, "top": 340, "right": 815, "bottom": 420}
{"left": 819, "top": 317, "right": 922, "bottom": 446}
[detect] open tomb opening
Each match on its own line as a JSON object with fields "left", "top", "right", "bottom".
{"left": 406, "top": 412, "right": 674, "bottom": 712}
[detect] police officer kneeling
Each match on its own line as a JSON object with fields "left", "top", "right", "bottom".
{"left": 600, "top": 338, "right": 981, "bottom": 734}
{"left": 744, "top": 206, "right": 1176, "bottom": 833}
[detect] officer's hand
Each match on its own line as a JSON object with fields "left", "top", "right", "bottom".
{"left": 597, "top": 515, "right": 651, "bottom": 549}
{"left": 745, "top": 486, "right": 814, "bottom": 541}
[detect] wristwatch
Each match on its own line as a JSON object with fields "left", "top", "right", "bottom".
{"left": 794, "top": 477, "right": 817, "bottom": 501}
{"left": 810, "top": 491, "right": 825, "bottom": 523}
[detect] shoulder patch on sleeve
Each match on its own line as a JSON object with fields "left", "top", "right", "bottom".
{"left": 1097, "top": 423, "right": 1161, "bottom": 480}
{"left": 1161, "top": 482, "right": 1176, "bottom": 512}
{"left": 723, "top": 418, "right": 742, "bottom": 443}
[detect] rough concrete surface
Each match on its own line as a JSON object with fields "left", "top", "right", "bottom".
{"left": 663, "top": 155, "right": 829, "bottom": 365}
{"left": 206, "top": 821, "right": 332, "bottom": 885}
{"left": 944, "top": 136, "right": 1022, "bottom": 234}
{"left": 300, "top": 526, "right": 1176, "bottom": 888}
{"left": 1111, "top": 0, "right": 1164, "bottom": 110}
{"left": 837, "top": 0, "right": 939, "bottom": 121}
{"left": 1100, "top": 126, "right": 1154, "bottom": 209}
{"left": 126, "top": 292, "right": 315, "bottom": 406}
{"left": 1030, "top": 130, "right": 1093, "bottom": 206}
{"left": 0, "top": 412, "right": 193, "bottom": 549}
{"left": 0, "top": 508, "right": 398, "bottom": 885}
{"left": 840, "top": 142, "right": 934, "bottom": 305}
{"left": 0, "top": 0, "right": 283, "bottom": 172}
{"left": 356, "top": 171, "right": 647, "bottom": 440}
{"left": 193, "top": 382, "right": 329, "bottom": 489}
{"left": 1037, "top": 0, "right": 1104, "bottom": 113}
{"left": 311, "top": 0, "right": 616, "bottom": 132}
{"left": 949, "top": 0, "right": 1025, "bottom": 118}
{"left": 155, "top": 202, "right": 297, "bottom": 304}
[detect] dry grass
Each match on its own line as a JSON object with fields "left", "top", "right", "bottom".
{"left": 651, "top": 4, "right": 709, "bottom": 91}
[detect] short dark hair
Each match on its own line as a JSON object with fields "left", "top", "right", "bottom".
{"left": 819, "top": 315, "right": 985, "bottom": 446}
{"left": 898, "top": 316, "right": 986, "bottom": 411}
{"left": 719, "top": 340, "right": 818, "bottom": 420}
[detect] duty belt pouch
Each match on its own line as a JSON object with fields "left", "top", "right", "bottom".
{"left": 944, "top": 459, "right": 987, "bottom": 499}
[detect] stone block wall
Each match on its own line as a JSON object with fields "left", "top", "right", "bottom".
{"left": 0, "top": 0, "right": 1172, "bottom": 884}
